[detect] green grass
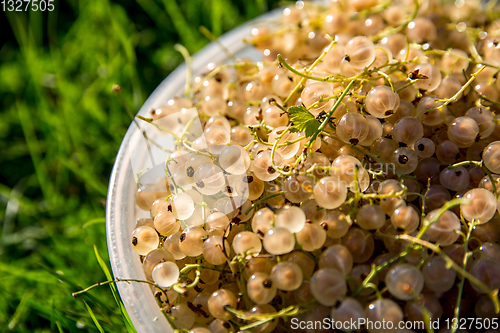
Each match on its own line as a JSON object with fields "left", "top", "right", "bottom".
{"left": 0, "top": 0, "right": 279, "bottom": 331}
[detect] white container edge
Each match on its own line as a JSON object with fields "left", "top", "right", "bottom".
{"left": 106, "top": 7, "right": 283, "bottom": 333}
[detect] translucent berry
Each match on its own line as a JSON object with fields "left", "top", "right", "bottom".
{"left": 208, "top": 289, "right": 237, "bottom": 320}
{"left": 275, "top": 205, "right": 306, "bottom": 233}
{"left": 270, "top": 262, "right": 303, "bottom": 291}
{"left": 203, "top": 236, "right": 229, "bottom": 265}
{"left": 391, "top": 205, "right": 419, "bottom": 233}
{"left": 295, "top": 222, "right": 327, "bottom": 251}
{"left": 448, "top": 116, "right": 480, "bottom": 148}
{"left": 365, "top": 299, "right": 403, "bottom": 333}
{"left": 483, "top": 141, "right": 500, "bottom": 174}
{"left": 319, "top": 244, "right": 353, "bottom": 275}
{"left": 424, "top": 210, "right": 461, "bottom": 246}
{"left": 386, "top": 264, "right": 424, "bottom": 300}
{"left": 152, "top": 261, "right": 180, "bottom": 288}
{"left": 344, "top": 36, "right": 376, "bottom": 69}
{"left": 461, "top": 188, "right": 497, "bottom": 224}
{"left": 422, "top": 256, "right": 456, "bottom": 292}
{"left": 356, "top": 204, "right": 386, "bottom": 230}
{"left": 263, "top": 228, "right": 295, "bottom": 255}
{"left": 336, "top": 113, "right": 370, "bottom": 144}
{"left": 232, "top": 231, "right": 262, "bottom": 257}
{"left": 310, "top": 268, "right": 347, "bottom": 306}
{"left": 247, "top": 273, "right": 277, "bottom": 304}
{"left": 365, "top": 85, "right": 401, "bottom": 118}
{"left": 314, "top": 176, "right": 348, "bottom": 209}
{"left": 131, "top": 226, "right": 159, "bottom": 255}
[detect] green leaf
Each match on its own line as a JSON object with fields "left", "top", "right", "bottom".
{"left": 55, "top": 321, "right": 65, "bottom": 333}
{"left": 83, "top": 300, "right": 105, "bottom": 333}
{"left": 36, "top": 262, "right": 120, "bottom": 321}
{"left": 288, "top": 105, "right": 321, "bottom": 138}
{"left": 82, "top": 217, "right": 106, "bottom": 229}
{"left": 94, "top": 245, "right": 137, "bottom": 333}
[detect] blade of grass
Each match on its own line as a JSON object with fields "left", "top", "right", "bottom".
{"left": 36, "top": 262, "right": 121, "bottom": 322}
{"left": 51, "top": 301, "right": 77, "bottom": 333}
{"left": 83, "top": 300, "right": 105, "bottom": 333}
{"left": 45, "top": 7, "right": 120, "bottom": 192}
{"left": 8, "top": 13, "right": 63, "bottom": 209}
{"left": 7, "top": 290, "right": 32, "bottom": 330}
{"left": 256, "top": 0, "right": 267, "bottom": 12}
{"left": 0, "top": 291, "right": 9, "bottom": 324}
{"left": 60, "top": 159, "right": 108, "bottom": 196}
{"left": 16, "top": 101, "right": 56, "bottom": 207}
{"left": 12, "top": 295, "right": 80, "bottom": 333}
{"left": 101, "top": 0, "right": 142, "bottom": 108}
{"left": 55, "top": 321, "right": 65, "bottom": 333}
{"left": 161, "top": 0, "right": 204, "bottom": 50}
{"left": 82, "top": 217, "right": 107, "bottom": 229}
{"left": 94, "top": 245, "right": 136, "bottom": 333}
{"left": 135, "top": 0, "right": 171, "bottom": 32}
{"left": 211, "top": 0, "right": 223, "bottom": 37}
{"left": 0, "top": 262, "right": 57, "bottom": 285}
{"left": 215, "top": 0, "right": 242, "bottom": 31}
{"left": 8, "top": 289, "right": 74, "bottom": 330}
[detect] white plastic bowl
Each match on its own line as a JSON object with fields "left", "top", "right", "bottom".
{"left": 106, "top": 8, "right": 283, "bottom": 332}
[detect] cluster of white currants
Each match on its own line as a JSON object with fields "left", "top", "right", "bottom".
{"left": 128, "top": 0, "right": 500, "bottom": 332}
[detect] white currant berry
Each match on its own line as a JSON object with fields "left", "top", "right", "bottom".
{"left": 365, "top": 85, "right": 401, "bottom": 118}
{"left": 263, "top": 227, "right": 295, "bottom": 255}
{"left": 131, "top": 226, "right": 159, "bottom": 255}
{"left": 152, "top": 261, "right": 179, "bottom": 288}
{"left": 344, "top": 36, "right": 376, "bottom": 69}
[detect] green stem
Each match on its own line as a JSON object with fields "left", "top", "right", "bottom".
{"left": 307, "top": 79, "right": 356, "bottom": 153}
{"left": 364, "top": 282, "right": 383, "bottom": 299}
{"left": 136, "top": 115, "right": 183, "bottom": 141}
{"left": 278, "top": 135, "right": 306, "bottom": 147}
{"left": 270, "top": 127, "right": 291, "bottom": 175}
{"left": 277, "top": 54, "right": 345, "bottom": 84}
{"left": 448, "top": 160, "right": 498, "bottom": 199}
{"left": 181, "top": 140, "right": 212, "bottom": 157}
{"left": 72, "top": 278, "right": 168, "bottom": 298}
{"left": 395, "top": 79, "right": 419, "bottom": 92}
{"left": 415, "top": 65, "right": 486, "bottom": 119}
{"left": 199, "top": 26, "right": 236, "bottom": 62}
{"left": 225, "top": 300, "right": 315, "bottom": 330}
{"left": 437, "top": 65, "right": 486, "bottom": 109}
{"left": 416, "top": 198, "right": 470, "bottom": 238}
{"left": 370, "top": 0, "right": 419, "bottom": 42}
{"left": 377, "top": 71, "right": 394, "bottom": 91}
{"left": 173, "top": 44, "right": 193, "bottom": 97}
{"left": 396, "top": 234, "right": 500, "bottom": 312}
{"left": 420, "top": 303, "right": 435, "bottom": 333}
{"left": 355, "top": 198, "right": 468, "bottom": 296}
{"left": 353, "top": 251, "right": 411, "bottom": 297}
{"left": 306, "top": 95, "right": 337, "bottom": 111}
{"left": 245, "top": 191, "right": 284, "bottom": 215}
{"left": 283, "top": 39, "right": 338, "bottom": 105}
{"left": 350, "top": 0, "right": 392, "bottom": 20}
{"left": 452, "top": 220, "right": 477, "bottom": 333}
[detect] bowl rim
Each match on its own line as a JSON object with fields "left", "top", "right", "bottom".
{"left": 106, "top": 7, "right": 283, "bottom": 332}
